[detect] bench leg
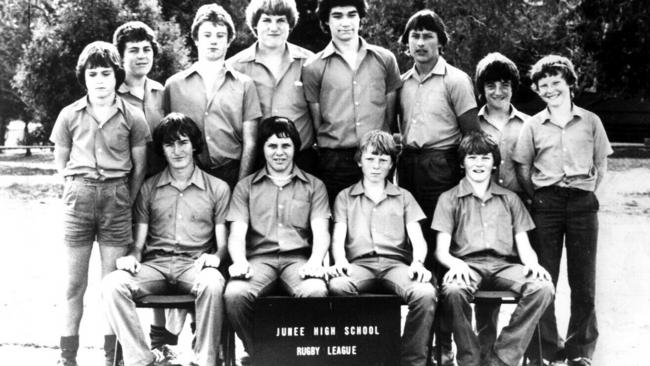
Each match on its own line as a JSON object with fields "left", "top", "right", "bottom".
{"left": 113, "top": 340, "right": 122, "bottom": 366}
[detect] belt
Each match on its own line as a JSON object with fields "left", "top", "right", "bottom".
{"left": 66, "top": 175, "right": 128, "bottom": 184}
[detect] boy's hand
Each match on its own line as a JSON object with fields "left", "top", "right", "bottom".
{"left": 229, "top": 261, "right": 252, "bottom": 279}
{"left": 523, "top": 263, "right": 551, "bottom": 281}
{"left": 408, "top": 261, "right": 432, "bottom": 283}
{"left": 443, "top": 261, "right": 472, "bottom": 287}
{"left": 195, "top": 253, "right": 220, "bottom": 271}
{"left": 299, "top": 260, "right": 325, "bottom": 279}
{"left": 327, "top": 260, "right": 350, "bottom": 278}
{"left": 116, "top": 255, "right": 141, "bottom": 275}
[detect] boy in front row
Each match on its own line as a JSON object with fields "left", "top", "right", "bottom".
{"left": 328, "top": 130, "right": 436, "bottom": 366}
{"left": 433, "top": 132, "right": 554, "bottom": 366}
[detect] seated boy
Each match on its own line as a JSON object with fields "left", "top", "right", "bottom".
{"left": 433, "top": 131, "right": 554, "bottom": 366}
{"left": 328, "top": 130, "right": 436, "bottom": 366}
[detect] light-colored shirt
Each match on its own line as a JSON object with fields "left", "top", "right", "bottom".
{"left": 302, "top": 38, "right": 402, "bottom": 148}
{"left": 432, "top": 178, "right": 535, "bottom": 259}
{"left": 163, "top": 63, "right": 262, "bottom": 168}
{"left": 478, "top": 105, "right": 529, "bottom": 193}
{"left": 400, "top": 57, "right": 477, "bottom": 150}
{"left": 227, "top": 166, "right": 330, "bottom": 257}
{"left": 228, "top": 42, "right": 315, "bottom": 151}
{"left": 133, "top": 166, "right": 230, "bottom": 259}
{"left": 334, "top": 181, "right": 426, "bottom": 262}
{"left": 49, "top": 95, "right": 151, "bottom": 179}
{"left": 512, "top": 105, "right": 613, "bottom": 191}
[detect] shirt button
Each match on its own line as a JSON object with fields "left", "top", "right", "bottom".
{"left": 355, "top": 122, "right": 360, "bottom": 126}
{"left": 481, "top": 203, "right": 485, "bottom": 207}
{"left": 499, "top": 179, "right": 504, "bottom": 183}
{"left": 355, "top": 102, "right": 359, "bottom": 106}
{"left": 353, "top": 81, "right": 357, "bottom": 85}
{"left": 278, "top": 223, "right": 283, "bottom": 227}
{"left": 178, "top": 214, "right": 182, "bottom": 219}
{"left": 279, "top": 187, "right": 283, "bottom": 191}
{"left": 483, "top": 223, "right": 488, "bottom": 227}
{"left": 204, "top": 112, "right": 209, "bottom": 116}
{"left": 206, "top": 136, "right": 211, "bottom": 140}
{"left": 372, "top": 208, "right": 376, "bottom": 212}
{"left": 179, "top": 193, "right": 183, "bottom": 197}
{"left": 278, "top": 204, "right": 283, "bottom": 209}
{"left": 97, "top": 148, "right": 102, "bottom": 152}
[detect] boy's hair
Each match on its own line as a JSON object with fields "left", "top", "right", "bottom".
{"left": 354, "top": 130, "right": 398, "bottom": 164}
{"left": 316, "top": 0, "right": 367, "bottom": 32}
{"left": 399, "top": 9, "right": 448, "bottom": 47}
{"left": 258, "top": 116, "right": 302, "bottom": 156}
{"left": 246, "top": 0, "right": 299, "bottom": 36}
{"left": 529, "top": 54, "right": 578, "bottom": 90}
{"left": 153, "top": 113, "right": 204, "bottom": 158}
{"left": 75, "top": 41, "right": 125, "bottom": 90}
{"left": 113, "top": 21, "right": 160, "bottom": 58}
{"left": 458, "top": 131, "right": 502, "bottom": 168}
{"left": 191, "top": 4, "right": 236, "bottom": 43}
{"left": 475, "top": 52, "right": 519, "bottom": 102}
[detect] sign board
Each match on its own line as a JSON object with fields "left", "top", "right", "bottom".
{"left": 253, "top": 295, "right": 401, "bottom": 366}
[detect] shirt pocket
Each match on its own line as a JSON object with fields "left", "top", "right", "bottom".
{"left": 368, "top": 81, "right": 387, "bottom": 106}
{"left": 377, "top": 211, "right": 405, "bottom": 243}
{"left": 495, "top": 211, "right": 514, "bottom": 249}
{"left": 289, "top": 199, "right": 311, "bottom": 229}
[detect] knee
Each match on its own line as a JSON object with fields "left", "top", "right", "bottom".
{"left": 407, "top": 283, "right": 438, "bottom": 309}
{"left": 101, "top": 270, "right": 131, "bottom": 300}
{"left": 327, "top": 277, "right": 357, "bottom": 296}
{"left": 196, "top": 268, "right": 225, "bottom": 297}
{"left": 524, "top": 279, "right": 555, "bottom": 302}
{"left": 294, "top": 279, "right": 328, "bottom": 298}
{"left": 441, "top": 282, "right": 471, "bottom": 305}
{"left": 224, "top": 280, "right": 255, "bottom": 310}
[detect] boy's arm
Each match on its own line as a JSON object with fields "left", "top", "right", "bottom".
{"left": 227, "top": 221, "right": 252, "bottom": 279}
{"left": 514, "top": 231, "right": 551, "bottom": 281}
{"left": 405, "top": 222, "right": 431, "bottom": 282}
{"left": 594, "top": 157, "right": 607, "bottom": 191}
{"left": 129, "top": 146, "right": 147, "bottom": 206}
{"left": 435, "top": 231, "right": 472, "bottom": 286}
{"left": 194, "top": 222, "right": 228, "bottom": 270}
{"left": 328, "top": 222, "right": 349, "bottom": 277}
{"left": 299, "top": 218, "right": 331, "bottom": 279}
{"left": 53, "top": 145, "right": 71, "bottom": 177}
{"left": 239, "top": 120, "right": 258, "bottom": 180}
{"left": 516, "top": 162, "right": 535, "bottom": 200}
{"left": 385, "top": 91, "right": 398, "bottom": 132}
{"left": 115, "top": 223, "right": 148, "bottom": 275}
{"left": 457, "top": 107, "right": 480, "bottom": 134}
{"left": 309, "top": 102, "right": 322, "bottom": 131}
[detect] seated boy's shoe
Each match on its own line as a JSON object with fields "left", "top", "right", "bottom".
{"left": 430, "top": 346, "right": 456, "bottom": 366}
{"left": 56, "top": 358, "right": 78, "bottom": 366}
{"left": 149, "top": 347, "right": 182, "bottom": 366}
{"left": 238, "top": 354, "right": 252, "bottom": 366}
{"left": 567, "top": 357, "right": 591, "bottom": 366}
{"left": 484, "top": 352, "right": 508, "bottom": 366}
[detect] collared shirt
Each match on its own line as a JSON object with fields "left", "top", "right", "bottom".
{"left": 478, "top": 105, "right": 530, "bottom": 193}
{"left": 228, "top": 42, "right": 315, "bottom": 151}
{"left": 118, "top": 78, "right": 166, "bottom": 176}
{"left": 432, "top": 178, "right": 535, "bottom": 259}
{"left": 134, "top": 166, "right": 231, "bottom": 259}
{"left": 227, "top": 166, "right": 330, "bottom": 257}
{"left": 400, "top": 57, "right": 477, "bottom": 150}
{"left": 163, "top": 63, "right": 262, "bottom": 168}
{"left": 302, "top": 37, "right": 402, "bottom": 148}
{"left": 334, "top": 181, "right": 426, "bottom": 262}
{"left": 49, "top": 95, "right": 151, "bottom": 179}
{"left": 512, "top": 105, "right": 613, "bottom": 192}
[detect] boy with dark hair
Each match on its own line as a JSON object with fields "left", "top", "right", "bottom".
{"left": 328, "top": 130, "right": 437, "bottom": 366}
{"left": 434, "top": 131, "right": 554, "bottom": 366}
{"left": 228, "top": 0, "right": 318, "bottom": 174}
{"left": 303, "top": 0, "right": 401, "bottom": 204}
{"left": 513, "top": 55, "right": 613, "bottom": 366}
{"left": 224, "top": 116, "right": 331, "bottom": 364}
{"left": 164, "top": 4, "right": 262, "bottom": 189}
{"left": 50, "top": 41, "right": 150, "bottom": 366}
{"left": 103, "top": 112, "right": 230, "bottom": 366}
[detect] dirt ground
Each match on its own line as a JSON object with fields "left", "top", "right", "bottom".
{"left": 0, "top": 150, "right": 648, "bottom": 365}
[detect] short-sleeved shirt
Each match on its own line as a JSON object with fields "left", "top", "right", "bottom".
{"left": 432, "top": 178, "right": 535, "bottom": 259}
{"left": 478, "top": 105, "right": 529, "bottom": 193}
{"left": 400, "top": 57, "right": 477, "bottom": 150}
{"left": 133, "top": 166, "right": 231, "bottom": 259}
{"left": 334, "top": 181, "right": 426, "bottom": 262}
{"left": 226, "top": 166, "right": 330, "bottom": 257}
{"left": 302, "top": 37, "right": 402, "bottom": 148}
{"left": 118, "top": 78, "right": 166, "bottom": 176}
{"left": 228, "top": 42, "right": 315, "bottom": 152}
{"left": 512, "top": 105, "right": 613, "bottom": 192}
{"left": 163, "top": 63, "right": 262, "bottom": 168}
{"left": 49, "top": 96, "right": 151, "bottom": 179}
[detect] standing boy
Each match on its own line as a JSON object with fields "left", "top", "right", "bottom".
{"left": 302, "top": 0, "right": 402, "bottom": 203}
{"left": 164, "top": 4, "right": 262, "bottom": 188}
{"left": 433, "top": 131, "right": 554, "bottom": 366}
{"left": 513, "top": 55, "right": 613, "bottom": 366}
{"left": 50, "top": 41, "right": 150, "bottom": 366}
{"left": 328, "top": 130, "right": 437, "bottom": 366}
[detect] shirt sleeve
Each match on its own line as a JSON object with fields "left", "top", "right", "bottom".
{"left": 49, "top": 108, "right": 72, "bottom": 147}
{"left": 512, "top": 120, "right": 535, "bottom": 165}
{"left": 128, "top": 107, "right": 152, "bottom": 147}
{"left": 242, "top": 78, "right": 263, "bottom": 122}
{"left": 508, "top": 193, "right": 535, "bottom": 233}
{"left": 448, "top": 70, "right": 477, "bottom": 116}
{"left": 301, "top": 57, "right": 322, "bottom": 104}
{"left": 309, "top": 178, "right": 331, "bottom": 220}
{"left": 332, "top": 189, "right": 349, "bottom": 223}
{"left": 402, "top": 189, "right": 426, "bottom": 224}
{"left": 591, "top": 113, "right": 614, "bottom": 162}
{"left": 212, "top": 180, "right": 231, "bottom": 225}
{"left": 133, "top": 180, "right": 152, "bottom": 224}
{"left": 226, "top": 179, "right": 250, "bottom": 223}
{"left": 431, "top": 191, "right": 455, "bottom": 234}
{"left": 384, "top": 52, "right": 402, "bottom": 93}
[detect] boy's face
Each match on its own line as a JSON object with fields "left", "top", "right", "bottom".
{"left": 195, "top": 22, "right": 230, "bottom": 62}
{"left": 484, "top": 80, "right": 512, "bottom": 111}
{"left": 408, "top": 29, "right": 441, "bottom": 67}
{"left": 163, "top": 135, "right": 194, "bottom": 170}
{"left": 359, "top": 149, "right": 392, "bottom": 184}
{"left": 122, "top": 40, "right": 154, "bottom": 79}
{"left": 84, "top": 66, "right": 116, "bottom": 99}
{"left": 535, "top": 73, "right": 571, "bottom": 108}
{"left": 264, "top": 134, "right": 295, "bottom": 175}
{"left": 463, "top": 153, "right": 494, "bottom": 184}
{"left": 256, "top": 14, "right": 290, "bottom": 50}
{"left": 327, "top": 6, "right": 360, "bottom": 43}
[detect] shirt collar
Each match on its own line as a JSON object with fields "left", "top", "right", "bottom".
{"left": 404, "top": 56, "right": 447, "bottom": 82}
{"left": 183, "top": 63, "right": 238, "bottom": 80}
{"left": 478, "top": 104, "right": 527, "bottom": 123}
{"left": 237, "top": 42, "right": 309, "bottom": 64}
{"left": 156, "top": 166, "right": 206, "bottom": 191}
{"left": 117, "top": 77, "right": 163, "bottom": 96}
{"left": 75, "top": 95, "right": 125, "bottom": 114}
{"left": 349, "top": 180, "right": 402, "bottom": 197}
{"left": 456, "top": 177, "right": 509, "bottom": 200}
{"left": 320, "top": 37, "right": 373, "bottom": 59}
{"left": 251, "top": 164, "right": 308, "bottom": 184}
{"left": 539, "top": 103, "right": 584, "bottom": 124}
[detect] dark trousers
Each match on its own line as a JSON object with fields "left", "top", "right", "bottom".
{"left": 317, "top": 148, "right": 362, "bottom": 207}
{"left": 204, "top": 160, "right": 241, "bottom": 191}
{"left": 526, "top": 186, "right": 599, "bottom": 361}
{"left": 294, "top": 147, "right": 319, "bottom": 176}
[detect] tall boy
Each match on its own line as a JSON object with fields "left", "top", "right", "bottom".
{"left": 50, "top": 41, "right": 150, "bottom": 366}
{"left": 103, "top": 113, "right": 230, "bottom": 366}
{"left": 433, "top": 131, "right": 554, "bottom": 366}
{"left": 513, "top": 55, "right": 613, "bottom": 366}
{"left": 302, "top": 0, "right": 402, "bottom": 203}
{"left": 164, "top": 4, "right": 262, "bottom": 188}
{"left": 328, "top": 130, "right": 436, "bottom": 366}
{"left": 228, "top": 0, "right": 318, "bottom": 174}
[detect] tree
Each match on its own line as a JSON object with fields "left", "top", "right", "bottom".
{"left": 13, "top": 0, "right": 190, "bottom": 142}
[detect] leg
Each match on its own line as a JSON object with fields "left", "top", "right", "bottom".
{"left": 380, "top": 259, "right": 437, "bottom": 366}
{"left": 475, "top": 302, "right": 501, "bottom": 362}
{"left": 294, "top": 147, "right": 319, "bottom": 176}
{"left": 564, "top": 192, "right": 599, "bottom": 360}
{"left": 98, "top": 244, "right": 129, "bottom": 365}
{"left": 317, "top": 149, "right": 362, "bottom": 207}
{"left": 224, "top": 255, "right": 279, "bottom": 354}
{"left": 327, "top": 259, "right": 378, "bottom": 296}
{"left": 277, "top": 254, "right": 328, "bottom": 298}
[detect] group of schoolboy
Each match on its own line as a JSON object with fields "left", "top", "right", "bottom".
{"left": 50, "top": 0, "right": 611, "bottom": 366}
